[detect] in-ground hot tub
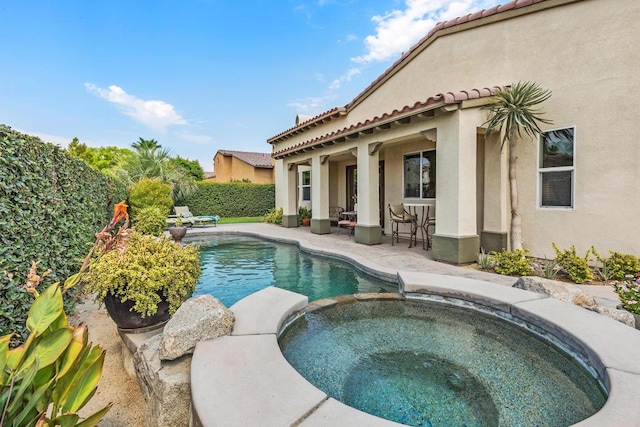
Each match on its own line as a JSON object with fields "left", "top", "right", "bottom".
{"left": 279, "top": 298, "right": 606, "bottom": 426}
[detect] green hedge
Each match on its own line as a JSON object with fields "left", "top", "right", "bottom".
{"left": 176, "top": 182, "right": 275, "bottom": 217}
{"left": 0, "top": 125, "right": 126, "bottom": 342}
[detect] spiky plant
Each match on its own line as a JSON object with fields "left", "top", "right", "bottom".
{"left": 483, "top": 81, "right": 552, "bottom": 251}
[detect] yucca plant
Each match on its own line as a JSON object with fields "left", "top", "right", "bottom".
{"left": 0, "top": 275, "right": 111, "bottom": 426}
{"left": 483, "top": 81, "right": 552, "bottom": 251}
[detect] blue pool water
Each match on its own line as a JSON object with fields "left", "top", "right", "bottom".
{"left": 280, "top": 300, "right": 606, "bottom": 427}
{"left": 192, "top": 236, "right": 396, "bottom": 306}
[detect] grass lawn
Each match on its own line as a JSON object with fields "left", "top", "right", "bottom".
{"left": 217, "top": 216, "right": 264, "bottom": 224}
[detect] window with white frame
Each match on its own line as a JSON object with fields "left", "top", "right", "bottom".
{"left": 539, "top": 127, "right": 575, "bottom": 208}
{"left": 301, "top": 170, "right": 311, "bottom": 201}
{"left": 404, "top": 150, "right": 436, "bottom": 198}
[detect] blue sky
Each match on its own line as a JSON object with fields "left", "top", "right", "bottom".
{"left": 1, "top": 0, "right": 501, "bottom": 171}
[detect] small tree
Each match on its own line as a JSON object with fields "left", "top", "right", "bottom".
{"left": 483, "top": 82, "right": 552, "bottom": 251}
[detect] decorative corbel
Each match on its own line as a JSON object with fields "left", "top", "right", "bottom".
{"left": 420, "top": 129, "right": 437, "bottom": 143}
{"left": 320, "top": 155, "right": 329, "bottom": 165}
{"left": 368, "top": 141, "right": 383, "bottom": 155}
{"left": 350, "top": 147, "right": 358, "bottom": 157}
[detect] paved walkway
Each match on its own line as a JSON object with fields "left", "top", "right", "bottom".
{"left": 185, "top": 222, "right": 618, "bottom": 302}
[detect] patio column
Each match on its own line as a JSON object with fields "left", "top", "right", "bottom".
{"left": 481, "top": 130, "right": 509, "bottom": 251}
{"left": 431, "top": 109, "right": 480, "bottom": 263}
{"left": 354, "top": 142, "right": 382, "bottom": 245}
{"left": 310, "top": 154, "right": 330, "bottom": 234}
{"left": 279, "top": 160, "right": 299, "bottom": 228}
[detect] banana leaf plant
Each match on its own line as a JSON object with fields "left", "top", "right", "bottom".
{"left": 0, "top": 273, "right": 111, "bottom": 426}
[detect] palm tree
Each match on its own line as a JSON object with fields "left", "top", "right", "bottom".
{"left": 483, "top": 81, "right": 552, "bottom": 251}
{"left": 131, "top": 137, "right": 161, "bottom": 152}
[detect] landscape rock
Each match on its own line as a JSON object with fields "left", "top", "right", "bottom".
{"left": 513, "top": 276, "right": 596, "bottom": 308}
{"left": 589, "top": 305, "right": 636, "bottom": 328}
{"left": 134, "top": 334, "right": 191, "bottom": 427}
{"left": 159, "top": 295, "right": 234, "bottom": 361}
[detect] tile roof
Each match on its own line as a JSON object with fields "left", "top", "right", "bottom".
{"left": 268, "top": 0, "right": 545, "bottom": 145}
{"left": 217, "top": 150, "right": 274, "bottom": 168}
{"left": 272, "top": 86, "right": 501, "bottom": 159}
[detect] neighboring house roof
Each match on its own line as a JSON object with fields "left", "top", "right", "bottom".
{"left": 216, "top": 150, "right": 274, "bottom": 168}
{"left": 272, "top": 86, "right": 501, "bottom": 159}
{"left": 268, "top": 0, "right": 546, "bottom": 145}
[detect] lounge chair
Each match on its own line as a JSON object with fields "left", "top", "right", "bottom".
{"left": 167, "top": 206, "right": 219, "bottom": 227}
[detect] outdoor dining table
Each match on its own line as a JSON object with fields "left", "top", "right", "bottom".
{"left": 403, "top": 203, "right": 435, "bottom": 250}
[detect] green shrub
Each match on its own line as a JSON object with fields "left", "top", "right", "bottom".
{"left": 176, "top": 181, "right": 275, "bottom": 217}
{"left": 552, "top": 243, "right": 593, "bottom": 284}
{"left": 592, "top": 248, "right": 640, "bottom": 281}
{"left": 128, "top": 177, "right": 173, "bottom": 216}
{"left": 488, "top": 249, "right": 533, "bottom": 276}
{"left": 298, "top": 205, "right": 312, "bottom": 218}
{"left": 0, "top": 124, "right": 126, "bottom": 343}
{"left": 264, "top": 207, "right": 283, "bottom": 225}
{"left": 133, "top": 206, "right": 167, "bottom": 236}
{"left": 83, "top": 231, "right": 201, "bottom": 317}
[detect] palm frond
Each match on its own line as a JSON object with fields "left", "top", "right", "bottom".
{"left": 483, "top": 81, "right": 552, "bottom": 150}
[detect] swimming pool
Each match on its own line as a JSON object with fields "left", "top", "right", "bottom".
{"left": 192, "top": 235, "right": 396, "bottom": 306}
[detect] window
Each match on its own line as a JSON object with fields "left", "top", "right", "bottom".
{"left": 301, "top": 170, "right": 311, "bottom": 201}
{"left": 539, "top": 127, "right": 575, "bottom": 208}
{"left": 404, "top": 150, "right": 436, "bottom": 199}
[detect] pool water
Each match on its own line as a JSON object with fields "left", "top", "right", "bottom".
{"left": 279, "top": 300, "right": 606, "bottom": 427}
{"left": 192, "top": 236, "right": 396, "bottom": 306}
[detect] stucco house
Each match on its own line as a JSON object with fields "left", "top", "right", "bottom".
{"left": 209, "top": 150, "right": 274, "bottom": 184}
{"left": 268, "top": 0, "right": 639, "bottom": 264}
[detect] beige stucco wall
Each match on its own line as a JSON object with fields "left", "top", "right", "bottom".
{"left": 211, "top": 154, "right": 274, "bottom": 184}
{"left": 272, "top": 0, "right": 640, "bottom": 257}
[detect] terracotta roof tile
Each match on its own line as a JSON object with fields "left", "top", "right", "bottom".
{"left": 217, "top": 150, "right": 274, "bottom": 168}
{"left": 272, "top": 86, "right": 501, "bottom": 158}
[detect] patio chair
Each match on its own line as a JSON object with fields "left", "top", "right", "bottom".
{"left": 389, "top": 203, "right": 417, "bottom": 247}
{"left": 337, "top": 210, "right": 357, "bottom": 236}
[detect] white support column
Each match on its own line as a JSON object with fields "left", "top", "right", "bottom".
{"left": 310, "top": 154, "right": 330, "bottom": 234}
{"left": 481, "top": 130, "right": 509, "bottom": 251}
{"left": 431, "top": 109, "right": 480, "bottom": 263}
{"left": 279, "top": 160, "right": 299, "bottom": 228}
{"left": 354, "top": 142, "right": 382, "bottom": 244}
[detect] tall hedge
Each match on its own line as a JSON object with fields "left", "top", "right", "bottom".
{"left": 0, "top": 125, "right": 126, "bottom": 341}
{"left": 176, "top": 182, "right": 275, "bottom": 217}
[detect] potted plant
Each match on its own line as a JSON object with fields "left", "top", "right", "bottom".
{"left": 82, "top": 204, "right": 201, "bottom": 331}
{"left": 299, "top": 206, "right": 312, "bottom": 226}
{"left": 169, "top": 214, "right": 188, "bottom": 243}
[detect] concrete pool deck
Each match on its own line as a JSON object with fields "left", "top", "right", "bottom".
{"left": 186, "top": 223, "right": 640, "bottom": 426}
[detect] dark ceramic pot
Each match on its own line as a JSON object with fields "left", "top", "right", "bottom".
{"left": 169, "top": 226, "right": 188, "bottom": 243}
{"left": 104, "top": 292, "right": 170, "bottom": 332}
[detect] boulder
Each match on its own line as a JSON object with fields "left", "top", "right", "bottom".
{"left": 589, "top": 305, "right": 636, "bottom": 328}
{"left": 513, "top": 276, "right": 596, "bottom": 308}
{"left": 134, "top": 334, "right": 191, "bottom": 427}
{"left": 159, "top": 295, "right": 234, "bottom": 361}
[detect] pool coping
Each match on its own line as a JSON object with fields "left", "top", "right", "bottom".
{"left": 189, "top": 229, "right": 640, "bottom": 426}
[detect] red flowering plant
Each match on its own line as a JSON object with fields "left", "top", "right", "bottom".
{"left": 612, "top": 272, "right": 640, "bottom": 315}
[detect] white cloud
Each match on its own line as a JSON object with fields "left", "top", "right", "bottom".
{"left": 287, "top": 94, "right": 337, "bottom": 112}
{"left": 85, "top": 83, "right": 187, "bottom": 132}
{"left": 328, "top": 67, "right": 361, "bottom": 90}
{"left": 352, "top": 0, "right": 497, "bottom": 64}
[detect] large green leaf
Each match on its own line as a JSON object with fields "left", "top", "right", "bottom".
{"left": 20, "top": 328, "right": 73, "bottom": 373}
{"left": 61, "top": 348, "right": 105, "bottom": 413}
{"left": 56, "top": 325, "right": 87, "bottom": 379}
{"left": 75, "top": 402, "right": 113, "bottom": 427}
{"left": 26, "top": 284, "right": 64, "bottom": 336}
